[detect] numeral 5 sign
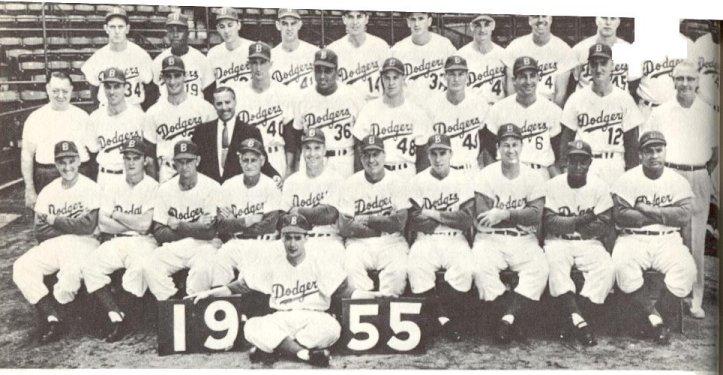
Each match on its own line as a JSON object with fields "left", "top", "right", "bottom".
{"left": 157, "top": 297, "right": 248, "bottom": 356}
{"left": 340, "top": 297, "right": 425, "bottom": 354}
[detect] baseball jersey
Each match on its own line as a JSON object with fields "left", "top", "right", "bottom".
{"left": 81, "top": 42, "right": 154, "bottom": 106}
{"left": 270, "top": 40, "right": 318, "bottom": 90}
{"left": 390, "top": 33, "right": 457, "bottom": 93}
{"left": 562, "top": 86, "right": 643, "bottom": 154}
{"left": 457, "top": 42, "right": 508, "bottom": 103}
{"left": 230, "top": 82, "right": 295, "bottom": 149}
{"left": 688, "top": 33, "right": 720, "bottom": 109}
{"left": 281, "top": 168, "right": 342, "bottom": 236}
{"left": 503, "top": 34, "right": 578, "bottom": 101}
{"left": 293, "top": 84, "right": 365, "bottom": 150}
{"left": 98, "top": 176, "right": 158, "bottom": 234}
{"left": 426, "top": 92, "right": 489, "bottom": 168}
{"left": 543, "top": 173, "right": 613, "bottom": 237}
{"left": 338, "top": 171, "right": 411, "bottom": 222}
{"left": 633, "top": 39, "right": 687, "bottom": 105}
{"left": 409, "top": 168, "right": 474, "bottom": 234}
{"left": 219, "top": 174, "right": 281, "bottom": 224}
{"left": 645, "top": 97, "right": 718, "bottom": 165}
{"left": 143, "top": 95, "right": 217, "bottom": 161}
{"left": 474, "top": 161, "right": 546, "bottom": 232}
{"left": 90, "top": 105, "right": 145, "bottom": 171}
{"left": 22, "top": 104, "right": 93, "bottom": 164}
{"left": 327, "top": 33, "right": 390, "bottom": 98}
{"left": 152, "top": 47, "right": 214, "bottom": 98}
{"left": 612, "top": 165, "right": 693, "bottom": 232}
{"left": 152, "top": 174, "right": 221, "bottom": 226}
{"left": 353, "top": 98, "right": 432, "bottom": 165}
{"left": 207, "top": 38, "right": 253, "bottom": 87}
{"left": 35, "top": 175, "right": 101, "bottom": 222}
{"left": 572, "top": 36, "right": 636, "bottom": 91}
{"left": 485, "top": 95, "right": 562, "bottom": 167}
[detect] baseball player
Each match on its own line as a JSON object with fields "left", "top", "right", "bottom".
{"left": 89, "top": 67, "right": 145, "bottom": 189}
{"left": 142, "top": 140, "right": 221, "bottom": 301}
{"left": 207, "top": 7, "right": 252, "bottom": 87}
{"left": 390, "top": 12, "right": 457, "bottom": 102}
{"left": 457, "top": 14, "right": 508, "bottom": 104}
{"left": 13, "top": 141, "right": 101, "bottom": 343}
{"left": 503, "top": 15, "right": 578, "bottom": 107}
{"left": 471, "top": 124, "right": 549, "bottom": 344}
{"left": 143, "top": 56, "right": 217, "bottom": 183}
{"left": 426, "top": 55, "right": 490, "bottom": 173}
{"left": 560, "top": 43, "right": 644, "bottom": 186}
{"left": 338, "top": 135, "right": 409, "bottom": 298}
{"left": 327, "top": 10, "right": 391, "bottom": 99}
{"left": 484, "top": 56, "right": 563, "bottom": 180}
{"left": 210, "top": 138, "right": 283, "bottom": 290}
{"left": 81, "top": 6, "right": 154, "bottom": 110}
{"left": 21, "top": 72, "right": 95, "bottom": 209}
{"left": 80, "top": 137, "right": 158, "bottom": 342}
{"left": 187, "top": 213, "right": 383, "bottom": 367}
{"left": 687, "top": 20, "right": 720, "bottom": 111}
{"left": 270, "top": 8, "right": 319, "bottom": 90}
{"left": 643, "top": 60, "right": 719, "bottom": 319}
{"left": 572, "top": 17, "right": 635, "bottom": 91}
{"left": 407, "top": 134, "right": 476, "bottom": 341}
{"left": 292, "top": 48, "right": 366, "bottom": 178}
{"left": 611, "top": 131, "right": 697, "bottom": 345}
{"left": 152, "top": 12, "right": 214, "bottom": 99}
{"left": 353, "top": 57, "right": 433, "bottom": 181}
{"left": 542, "top": 140, "right": 615, "bottom": 347}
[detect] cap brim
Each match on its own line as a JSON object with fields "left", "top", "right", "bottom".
{"left": 428, "top": 144, "right": 452, "bottom": 151}
{"left": 281, "top": 226, "right": 308, "bottom": 234}
{"left": 361, "top": 145, "right": 384, "bottom": 153}
{"left": 640, "top": 140, "right": 666, "bottom": 149}
{"left": 314, "top": 61, "right": 337, "bottom": 68}
{"left": 514, "top": 66, "right": 538, "bottom": 75}
{"left": 121, "top": 148, "right": 144, "bottom": 155}
{"left": 101, "top": 78, "right": 125, "bottom": 84}
{"left": 381, "top": 67, "right": 405, "bottom": 75}
{"left": 162, "top": 67, "right": 185, "bottom": 73}
{"left": 472, "top": 15, "right": 494, "bottom": 23}
{"left": 105, "top": 14, "right": 129, "bottom": 22}
{"left": 498, "top": 133, "right": 522, "bottom": 141}
{"left": 55, "top": 152, "right": 79, "bottom": 159}
{"left": 278, "top": 14, "right": 301, "bottom": 19}
{"left": 249, "top": 53, "right": 270, "bottom": 61}
{"left": 588, "top": 53, "right": 611, "bottom": 60}
{"left": 445, "top": 64, "right": 468, "bottom": 71}
{"left": 239, "top": 147, "right": 263, "bottom": 155}
{"left": 567, "top": 150, "right": 592, "bottom": 157}
{"left": 165, "top": 21, "right": 188, "bottom": 27}
{"left": 173, "top": 153, "right": 197, "bottom": 160}
{"left": 301, "top": 137, "right": 325, "bottom": 144}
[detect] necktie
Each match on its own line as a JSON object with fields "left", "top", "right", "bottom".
{"left": 221, "top": 120, "right": 229, "bottom": 169}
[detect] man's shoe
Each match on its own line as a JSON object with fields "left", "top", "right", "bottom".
{"left": 440, "top": 320, "right": 463, "bottom": 342}
{"left": 308, "top": 349, "right": 330, "bottom": 368}
{"left": 689, "top": 307, "right": 705, "bottom": 319}
{"left": 105, "top": 320, "right": 127, "bottom": 343}
{"left": 38, "top": 321, "right": 64, "bottom": 344}
{"left": 573, "top": 322, "right": 597, "bottom": 347}
{"left": 249, "top": 346, "right": 276, "bottom": 364}
{"left": 652, "top": 324, "right": 670, "bottom": 345}
{"left": 496, "top": 320, "right": 514, "bottom": 344}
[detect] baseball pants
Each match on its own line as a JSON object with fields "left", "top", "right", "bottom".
{"left": 384, "top": 162, "right": 416, "bottom": 181}
{"left": 472, "top": 233, "right": 550, "bottom": 301}
{"left": 211, "top": 237, "right": 280, "bottom": 291}
{"left": 95, "top": 168, "right": 126, "bottom": 190}
{"left": 244, "top": 310, "right": 341, "bottom": 353}
{"left": 407, "top": 233, "right": 474, "bottom": 294}
{"left": 589, "top": 154, "right": 624, "bottom": 188}
{"left": 522, "top": 162, "right": 551, "bottom": 181}
{"left": 13, "top": 234, "right": 99, "bottom": 305}
{"left": 544, "top": 238, "right": 615, "bottom": 304}
{"left": 344, "top": 235, "right": 408, "bottom": 296}
{"left": 612, "top": 233, "right": 696, "bottom": 298}
{"left": 266, "top": 147, "right": 287, "bottom": 177}
{"left": 81, "top": 235, "right": 157, "bottom": 297}
{"left": 142, "top": 237, "right": 219, "bottom": 300}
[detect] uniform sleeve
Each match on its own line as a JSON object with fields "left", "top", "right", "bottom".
{"left": 413, "top": 111, "right": 432, "bottom": 144}
{"left": 152, "top": 55, "right": 163, "bottom": 86}
{"left": 142, "top": 108, "right": 158, "bottom": 144}
{"left": 21, "top": 111, "right": 38, "bottom": 146}
{"left": 139, "top": 49, "right": 154, "bottom": 83}
{"left": 292, "top": 98, "right": 305, "bottom": 131}
{"left": 200, "top": 54, "right": 214, "bottom": 89}
{"left": 142, "top": 182, "right": 158, "bottom": 213}
{"left": 502, "top": 41, "right": 517, "bottom": 68}
{"left": 279, "top": 178, "right": 295, "bottom": 211}
{"left": 484, "top": 104, "right": 501, "bottom": 134}
{"left": 549, "top": 105, "right": 563, "bottom": 137}
{"left": 351, "top": 106, "right": 372, "bottom": 140}
{"left": 593, "top": 182, "right": 614, "bottom": 215}
{"left": 561, "top": 95, "right": 580, "bottom": 130}
{"left": 406, "top": 175, "right": 422, "bottom": 207}
{"left": 203, "top": 182, "right": 222, "bottom": 215}
{"left": 610, "top": 173, "right": 634, "bottom": 204}
{"left": 622, "top": 93, "right": 644, "bottom": 132}
{"left": 444, "top": 36, "right": 457, "bottom": 55}
{"left": 542, "top": 180, "right": 555, "bottom": 209}
{"left": 558, "top": 42, "right": 579, "bottom": 73}
{"left": 265, "top": 179, "right": 283, "bottom": 212}
{"left": 83, "top": 113, "right": 99, "bottom": 154}
{"left": 527, "top": 171, "right": 547, "bottom": 201}
{"left": 152, "top": 192, "right": 169, "bottom": 225}
{"left": 674, "top": 174, "right": 694, "bottom": 202}
{"left": 99, "top": 188, "right": 115, "bottom": 215}
{"left": 336, "top": 178, "right": 355, "bottom": 216}
{"left": 315, "top": 256, "right": 346, "bottom": 297}
{"left": 85, "top": 181, "right": 102, "bottom": 211}
{"left": 323, "top": 173, "right": 343, "bottom": 209}
{"left": 201, "top": 100, "right": 219, "bottom": 122}
{"left": 474, "top": 169, "right": 494, "bottom": 198}
{"left": 81, "top": 53, "right": 100, "bottom": 86}
{"left": 34, "top": 188, "right": 49, "bottom": 215}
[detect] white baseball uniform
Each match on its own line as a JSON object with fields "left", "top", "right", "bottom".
{"left": 407, "top": 168, "right": 475, "bottom": 294}
{"left": 243, "top": 247, "right": 345, "bottom": 353}
{"left": 390, "top": 32, "right": 457, "bottom": 103}
{"left": 152, "top": 47, "right": 214, "bottom": 98}
{"left": 142, "top": 174, "right": 221, "bottom": 300}
{"left": 471, "top": 161, "right": 549, "bottom": 301}
{"left": 688, "top": 33, "right": 720, "bottom": 111}
{"left": 457, "top": 42, "right": 508, "bottom": 104}
{"left": 633, "top": 37, "right": 687, "bottom": 119}
{"left": 270, "top": 40, "right": 318, "bottom": 91}
{"left": 143, "top": 95, "right": 217, "bottom": 182}
{"left": 327, "top": 33, "right": 390, "bottom": 99}
{"left": 22, "top": 104, "right": 94, "bottom": 164}
{"left": 611, "top": 166, "right": 697, "bottom": 298}
{"left": 81, "top": 175, "right": 158, "bottom": 297}
{"left": 562, "top": 85, "right": 643, "bottom": 186}
{"left": 13, "top": 176, "right": 101, "bottom": 305}
{"left": 572, "top": 36, "right": 635, "bottom": 91}
{"left": 293, "top": 84, "right": 365, "bottom": 178}
{"left": 542, "top": 173, "right": 615, "bottom": 304}
{"left": 207, "top": 38, "right": 253, "bottom": 87}
{"left": 339, "top": 170, "right": 409, "bottom": 296}
{"left": 81, "top": 42, "right": 154, "bottom": 107}
{"left": 89, "top": 105, "right": 145, "bottom": 188}
{"left": 503, "top": 34, "right": 578, "bottom": 102}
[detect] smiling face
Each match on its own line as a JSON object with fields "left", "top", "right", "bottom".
{"left": 283, "top": 232, "right": 307, "bottom": 262}
{"left": 673, "top": 64, "right": 699, "bottom": 99}
{"left": 513, "top": 69, "right": 539, "bottom": 97}
{"left": 55, "top": 155, "right": 80, "bottom": 182}
{"left": 471, "top": 17, "right": 495, "bottom": 42}
{"left": 406, "top": 13, "right": 431, "bottom": 37}
{"left": 104, "top": 16, "right": 129, "bottom": 44}
{"left": 46, "top": 76, "right": 73, "bottom": 109}
{"left": 343, "top": 11, "right": 368, "bottom": 37}
{"left": 640, "top": 144, "right": 666, "bottom": 172}
{"left": 166, "top": 24, "right": 189, "bottom": 50}
{"left": 528, "top": 15, "right": 552, "bottom": 37}
{"left": 302, "top": 141, "right": 326, "bottom": 170}
{"left": 498, "top": 136, "right": 522, "bottom": 165}
{"left": 216, "top": 19, "right": 240, "bottom": 43}
{"left": 162, "top": 71, "right": 185, "bottom": 96}
{"left": 361, "top": 149, "right": 386, "bottom": 175}
{"left": 589, "top": 56, "right": 613, "bottom": 84}
{"left": 596, "top": 17, "right": 620, "bottom": 38}
{"left": 276, "top": 17, "right": 301, "bottom": 42}
{"left": 381, "top": 70, "right": 404, "bottom": 98}
{"left": 212, "top": 90, "right": 236, "bottom": 122}
{"left": 567, "top": 154, "right": 592, "bottom": 179}
{"left": 239, "top": 150, "right": 264, "bottom": 177}
{"left": 428, "top": 148, "right": 451, "bottom": 175}
{"left": 103, "top": 81, "right": 125, "bottom": 106}
{"left": 314, "top": 65, "right": 337, "bottom": 91}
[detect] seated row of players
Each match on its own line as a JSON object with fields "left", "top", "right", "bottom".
{"left": 14, "top": 122, "right": 696, "bottom": 362}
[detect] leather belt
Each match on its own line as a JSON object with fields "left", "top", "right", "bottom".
{"left": 233, "top": 233, "right": 278, "bottom": 241}
{"left": 621, "top": 228, "right": 678, "bottom": 236}
{"left": 34, "top": 162, "right": 56, "bottom": 169}
{"left": 480, "top": 229, "right": 530, "bottom": 237}
{"left": 427, "top": 231, "right": 462, "bottom": 236}
{"left": 640, "top": 99, "right": 660, "bottom": 107}
{"left": 267, "top": 146, "right": 282, "bottom": 153}
{"left": 665, "top": 162, "right": 706, "bottom": 171}
{"left": 100, "top": 167, "right": 123, "bottom": 175}
{"left": 307, "top": 233, "right": 332, "bottom": 237}
{"left": 385, "top": 162, "right": 410, "bottom": 171}
{"left": 325, "top": 148, "right": 351, "bottom": 157}
{"left": 451, "top": 164, "right": 474, "bottom": 170}
{"left": 559, "top": 233, "right": 584, "bottom": 240}
{"left": 525, "top": 163, "right": 544, "bottom": 169}
{"left": 592, "top": 152, "right": 617, "bottom": 159}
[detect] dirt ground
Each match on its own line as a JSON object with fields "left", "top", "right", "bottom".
{"left": 0, "top": 185, "right": 718, "bottom": 370}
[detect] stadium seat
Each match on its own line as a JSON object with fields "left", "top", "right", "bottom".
{"left": 92, "top": 36, "right": 109, "bottom": 46}
{"left": 0, "top": 91, "right": 20, "bottom": 103}
{"left": 31, "top": 74, "right": 46, "bottom": 82}
{"left": 15, "top": 15, "right": 39, "bottom": 24}
{"left": 129, "top": 15, "right": 149, "bottom": 24}
{"left": 67, "top": 15, "right": 86, "bottom": 24}
{"left": 95, "top": 4, "right": 114, "bottom": 13}
{"left": 43, "top": 15, "right": 62, "bottom": 24}
{"left": 74, "top": 4, "right": 95, "bottom": 13}
{"left": 19, "top": 61, "right": 44, "bottom": 71}
{"left": 69, "top": 36, "right": 91, "bottom": 47}
{"left": 135, "top": 5, "right": 155, "bottom": 13}
{"left": 4, "top": 3, "right": 28, "bottom": 13}
{"left": 69, "top": 73, "right": 84, "bottom": 83}
{"left": 149, "top": 15, "right": 167, "bottom": 25}
{"left": 145, "top": 37, "right": 165, "bottom": 47}
{"left": 5, "top": 49, "right": 32, "bottom": 59}
{"left": 20, "top": 90, "right": 47, "bottom": 102}
{"left": 47, "top": 37, "right": 69, "bottom": 47}
{"left": 71, "top": 60, "right": 84, "bottom": 70}
{"left": 52, "top": 3, "right": 74, "bottom": 13}
{"left": 79, "top": 89, "right": 92, "bottom": 100}
{"left": 0, "top": 15, "right": 14, "bottom": 24}
{"left": 0, "top": 37, "right": 22, "bottom": 48}
{"left": 46, "top": 61, "right": 70, "bottom": 70}
{"left": 21, "top": 37, "right": 43, "bottom": 48}
{"left": 121, "top": 5, "right": 135, "bottom": 13}
{"left": 86, "top": 14, "right": 105, "bottom": 24}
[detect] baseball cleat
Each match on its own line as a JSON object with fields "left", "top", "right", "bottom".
{"left": 104, "top": 320, "right": 127, "bottom": 343}
{"left": 440, "top": 321, "right": 463, "bottom": 342}
{"left": 38, "top": 321, "right": 64, "bottom": 344}
{"left": 573, "top": 322, "right": 597, "bottom": 347}
{"left": 652, "top": 324, "right": 670, "bottom": 345}
{"left": 248, "top": 346, "right": 276, "bottom": 364}
{"left": 688, "top": 307, "right": 705, "bottom": 319}
{"left": 308, "top": 349, "right": 331, "bottom": 368}
{"left": 495, "top": 320, "right": 514, "bottom": 344}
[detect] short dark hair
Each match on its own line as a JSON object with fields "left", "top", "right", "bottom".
{"left": 47, "top": 71, "right": 74, "bottom": 89}
{"left": 213, "top": 86, "right": 236, "bottom": 99}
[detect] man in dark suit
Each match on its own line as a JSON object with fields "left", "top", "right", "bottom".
{"left": 192, "top": 86, "right": 281, "bottom": 185}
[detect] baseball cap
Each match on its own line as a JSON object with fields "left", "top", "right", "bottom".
{"left": 238, "top": 138, "right": 264, "bottom": 155}
{"left": 166, "top": 12, "right": 189, "bottom": 28}
{"left": 278, "top": 8, "right": 301, "bottom": 19}
{"left": 280, "top": 213, "right": 310, "bottom": 234}
{"left": 427, "top": 134, "right": 452, "bottom": 151}
{"left": 105, "top": 6, "right": 128, "bottom": 23}
{"left": 381, "top": 57, "right": 405, "bottom": 75}
{"left": 513, "top": 56, "right": 539, "bottom": 76}
{"left": 639, "top": 131, "right": 667, "bottom": 149}
{"left": 120, "top": 137, "right": 145, "bottom": 156}
{"left": 301, "top": 127, "right": 326, "bottom": 144}
{"left": 342, "top": 10, "right": 368, "bottom": 16}
{"left": 173, "top": 140, "right": 199, "bottom": 160}
{"left": 314, "top": 48, "right": 338, "bottom": 68}
{"left": 99, "top": 67, "right": 126, "bottom": 84}
{"left": 497, "top": 123, "right": 523, "bottom": 141}
{"left": 566, "top": 140, "right": 592, "bottom": 158}
{"left": 588, "top": 43, "right": 612, "bottom": 60}
{"left": 360, "top": 134, "right": 384, "bottom": 153}
{"left": 161, "top": 55, "right": 185, "bottom": 73}
{"left": 215, "top": 7, "right": 239, "bottom": 22}
{"left": 248, "top": 41, "right": 271, "bottom": 61}
{"left": 444, "top": 55, "right": 467, "bottom": 71}
{"left": 405, "top": 12, "right": 431, "bottom": 18}
{"left": 471, "top": 14, "right": 494, "bottom": 25}
{"left": 54, "top": 141, "right": 79, "bottom": 160}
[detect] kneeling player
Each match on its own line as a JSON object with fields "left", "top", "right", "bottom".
{"left": 542, "top": 140, "right": 615, "bottom": 346}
